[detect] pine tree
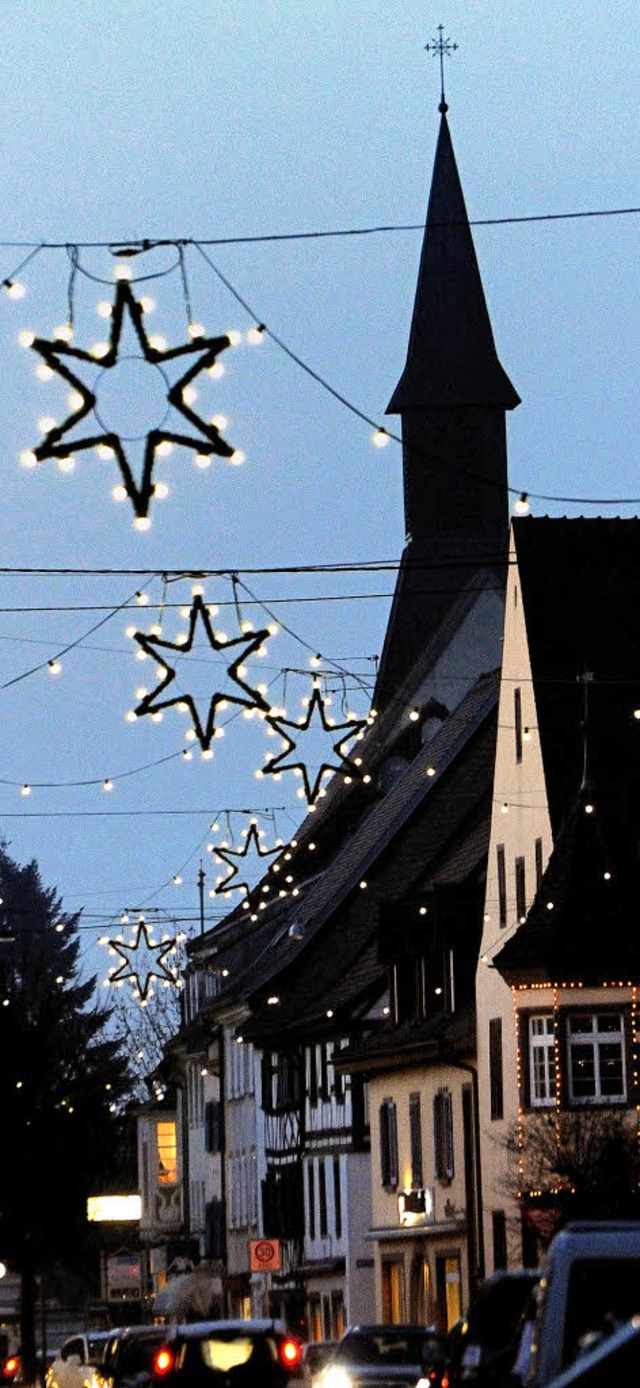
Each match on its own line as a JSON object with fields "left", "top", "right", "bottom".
{"left": 0, "top": 844, "right": 133, "bottom": 1380}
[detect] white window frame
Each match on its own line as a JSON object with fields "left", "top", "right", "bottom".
{"left": 567, "top": 1011, "right": 626, "bottom": 1105}
{"left": 529, "top": 1014, "right": 556, "bottom": 1108}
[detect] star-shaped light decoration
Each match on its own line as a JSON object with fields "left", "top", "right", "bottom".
{"left": 257, "top": 680, "right": 370, "bottom": 806}
{"left": 105, "top": 915, "right": 179, "bottom": 1004}
{"left": 130, "top": 594, "right": 275, "bottom": 753}
{"left": 210, "top": 818, "right": 287, "bottom": 909}
{"left": 19, "top": 279, "right": 243, "bottom": 525}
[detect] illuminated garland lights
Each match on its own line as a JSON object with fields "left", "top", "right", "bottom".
{"left": 6, "top": 241, "right": 640, "bottom": 511}
{"left": 254, "top": 678, "right": 371, "bottom": 807}
{"left": 129, "top": 591, "right": 276, "bottom": 754}
{"left": 18, "top": 275, "right": 245, "bottom": 526}
{"left": 101, "top": 911, "right": 184, "bottom": 1005}
{"left": 513, "top": 980, "right": 638, "bottom": 1201}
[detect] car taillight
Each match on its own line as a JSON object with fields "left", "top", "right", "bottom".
{"left": 3, "top": 1359, "right": 19, "bottom": 1380}
{"left": 153, "top": 1349, "right": 175, "bottom": 1376}
{"left": 280, "top": 1340, "right": 302, "bottom": 1370}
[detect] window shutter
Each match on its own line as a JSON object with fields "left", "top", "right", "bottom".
{"left": 379, "top": 1099, "right": 398, "bottom": 1188}
{"left": 409, "top": 1093, "right": 423, "bottom": 1187}
{"left": 489, "top": 1017, "right": 504, "bottom": 1120}
{"left": 434, "top": 1088, "right": 454, "bottom": 1182}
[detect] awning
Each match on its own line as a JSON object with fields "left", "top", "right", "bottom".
{"left": 153, "top": 1269, "right": 222, "bottom": 1320}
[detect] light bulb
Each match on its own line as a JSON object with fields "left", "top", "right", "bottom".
{"left": 53, "top": 323, "right": 73, "bottom": 342}
{"left": 173, "top": 875, "right": 182, "bottom": 885}
{"left": 112, "top": 485, "right": 127, "bottom": 502}
{"left": 57, "top": 456, "right": 75, "bottom": 473}
{"left": 91, "top": 342, "right": 109, "bottom": 359}
{"left": 246, "top": 325, "right": 265, "bottom": 345}
{"left": 38, "top": 416, "right": 56, "bottom": 434}
{"left": 182, "top": 385, "right": 197, "bottom": 404}
{"left": 48, "top": 660, "right": 62, "bottom": 675}
{"left": 194, "top": 453, "right": 211, "bottom": 469}
{"left": 136, "top": 592, "right": 149, "bottom": 606}
{"left": 210, "top": 414, "right": 228, "bottom": 430}
{"left": 514, "top": 492, "right": 530, "bottom": 516}
{"left": 97, "top": 300, "right": 113, "bottom": 318}
{"left": 19, "top": 450, "right": 37, "bottom": 469}
{"left": 114, "top": 264, "right": 132, "bottom": 281}
{"left": 18, "top": 330, "right": 35, "bottom": 348}
{"left": 20, "top": 785, "right": 31, "bottom": 797}
{"left": 156, "top": 440, "right": 172, "bottom": 456}
{"left": 140, "top": 297, "right": 156, "bottom": 314}
{"left": 230, "top": 449, "right": 245, "bottom": 465}
{"left": 68, "top": 391, "right": 84, "bottom": 411}
{"left": 36, "top": 363, "right": 54, "bottom": 381}
{"left": 149, "top": 335, "right": 167, "bottom": 351}
{"left": 153, "top": 482, "right": 169, "bottom": 499}
{"left": 372, "top": 428, "right": 390, "bottom": 448}
{"left": 133, "top": 516, "right": 151, "bottom": 531}
{"left": 97, "top": 444, "right": 115, "bottom": 460}
{"left": 207, "top": 361, "right": 225, "bottom": 379}
{"left": 5, "top": 280, "right": 25, "bottom": 299}
{"left": 102, "top": 779, "right": 113, "bottom": 792}
{"left": 227, "top": 329, "right": 242, "bottom": 346}
{"left": 188, "top": 321, "right": 204, "bottom": 338}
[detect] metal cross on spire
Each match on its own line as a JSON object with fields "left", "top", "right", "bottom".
{"left": 425, "top": 23, "right": 458, "bottom": 113}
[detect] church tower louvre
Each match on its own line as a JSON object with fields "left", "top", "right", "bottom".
{"left": 375, "top": 84, "right": 520, "bottom": 708}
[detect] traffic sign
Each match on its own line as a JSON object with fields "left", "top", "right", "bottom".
{"left": 249, "top": 1238, "right": 281, "bottom": 1272}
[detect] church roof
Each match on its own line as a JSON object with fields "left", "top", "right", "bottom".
{"left": 387, "top": 112, "right": 520, "bottom": 412}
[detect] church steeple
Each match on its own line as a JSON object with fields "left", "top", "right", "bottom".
{"left": 374, "top": 99, "right": 520, "bottom": 708}
{"left": 387, "top": 111, "right": 520, "bottom": 414}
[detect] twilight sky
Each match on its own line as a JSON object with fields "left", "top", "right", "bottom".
{"left": 0, "top": 0, "right": 638, "bottom": 992}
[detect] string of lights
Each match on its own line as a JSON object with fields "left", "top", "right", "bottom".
{"left": 6, "top": 241, "right": 640, "bottom": 510}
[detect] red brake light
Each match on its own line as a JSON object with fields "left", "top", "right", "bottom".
{"left": 280, "top": 1340, "right": 302, "bottom": 1369}
{"left": 3, "top": 1359, "right": 19, "bottom": 1379}
{"left": 154, "top": 1349, "right": 174, "bottom": 1376}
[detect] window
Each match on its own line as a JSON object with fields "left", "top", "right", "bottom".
{"left": 535, "top": 837, "right": 544, "bottom": 890}
{"left": 497, "top": 845, "right": 507, "bottom": 928}
{"left": 492, "top": 1209, "right": 507, "bottom": 1270}
{"left": 529, "top": 1015, "right": 556, "bottom": 1107}
{"left": 307, "top": 1161, "right": 316, "bottom": 1240}
{"left": 489, "top": 1018, "right": 504, "bottom": 1120}
{"left": 204, "top": 1099, "right": 222, "bottom": 1152}
{"left": 433, "top": 1088, "right": 454, "bottom": 1182}
{"left": 333, "top": 1156, "right": 342, "bottom": 1239}
{"left": 515, "top": 856, "right": 526, "bottom": 921}
{"left": 568, "top": 1012, "right": 626, "bottom": 1104}
{"left": 319, "top": 1158, "right": 328, "bottom": 1237}
{"left": 514, "top": 687, "right": 523, "bottom": 763}
{"left": 409, "top": 1092, "right": 423, "bottom": 1188}
{"left": 308, "top": 1045, "right": 318, "bottom": 1106}
{"left": 157, "top": 1121, "right": 177, "bottom": 1183}
{"left": 379, "top": 1098, "right": 399, "bottom": 1189}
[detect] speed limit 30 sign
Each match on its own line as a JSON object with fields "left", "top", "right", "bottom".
{"left": 249, "top": 1238, "right": 281, "bottom": 1272}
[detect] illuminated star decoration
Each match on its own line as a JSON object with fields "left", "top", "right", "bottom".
{"left": 22, "top": 279, "right": 240, "bottom": 523}
{"left": 211, "top": 819, "right": 287, "bottom": 907}
{"left": 258, "top": 681, "right": 369, "bottom": 806}
{"left": 107, "top": 917, "right": 179, "bottom": 1003}
{"left": 132, "top": 595, "right": 273, "bottom": 752}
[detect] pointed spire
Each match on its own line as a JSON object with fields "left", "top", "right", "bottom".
{"left": 387, "top": 111, "right": 520, "bottom": 412}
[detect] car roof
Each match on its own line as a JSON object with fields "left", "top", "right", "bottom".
{"left": 166, "top": 1320, "right": 289, "bottom": 1338}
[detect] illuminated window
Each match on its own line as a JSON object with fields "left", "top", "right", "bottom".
{"left": 567, "top": 1013, "right": 626, "bottom": 1104}
{"left": 157, "top": 1121, "right": 177, "bottom": 1183}
{"left": 529, "top": 1015, "right": 556, "bottom": 1107}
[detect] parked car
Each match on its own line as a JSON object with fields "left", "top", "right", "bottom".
{"left": 526, "top": 1220, "right": 640, "bottom": 1386}
{"left": 452, "top": 1270, "right": 540, "bottom": 1387}
{"left": 46, "top": 1333, "right": 113, "bottom": 1388}
{"left": 148, "top": 1320, "right": 304, "bottom": 1388}
{"left": 319, "top": 1326, "right": 449, "bottom": 1388}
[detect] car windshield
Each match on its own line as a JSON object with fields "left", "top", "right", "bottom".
{"left": 334, "top": 1334, "right": 429, "bottom": 1366}
{"left": 197, "top": 1336, "right": 277, "bottom": 1374}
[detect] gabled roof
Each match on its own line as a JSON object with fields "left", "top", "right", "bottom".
{"left": 513, "top": 518, "right": 640, "bottom": 844}
{"left": 495, "top": 517, "right": 640, "bottom": 984}
{"left": 235, "top": 670, "right": 499, "bottom": 1041}
{"left": 494, "top": 787, "right": 640, "bottom": 984}
{"left": 387, "top": 112, "right": 520, "bottom": 412}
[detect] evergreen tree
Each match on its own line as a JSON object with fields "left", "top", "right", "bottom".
{"left": 0, "top": 844, "right": 133, "bottom": 1379}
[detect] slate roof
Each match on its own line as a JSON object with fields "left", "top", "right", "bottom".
{"left": 495, "top": 517, "right": 640, "bottom": 983}
{"left": 387, "top": 112, "right": 520, "bottom": 412}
